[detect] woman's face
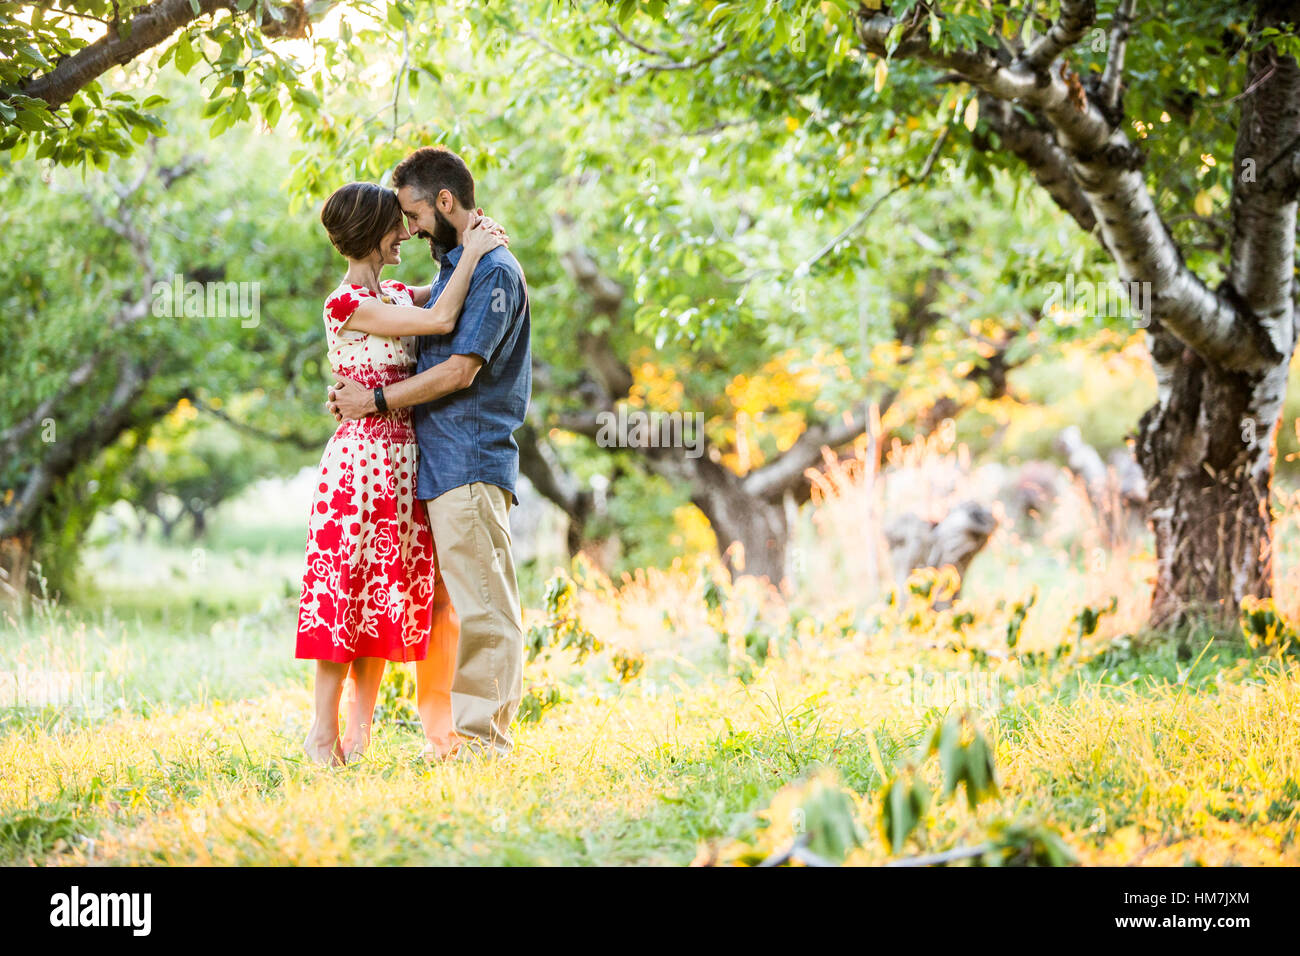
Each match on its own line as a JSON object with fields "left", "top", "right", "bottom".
{"left": 378, "top": 218, "right": 412, "bottom": 266}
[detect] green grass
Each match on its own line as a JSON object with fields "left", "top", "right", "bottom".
{"left": 2, "top": 495, "right": 1298, "bottom": 866}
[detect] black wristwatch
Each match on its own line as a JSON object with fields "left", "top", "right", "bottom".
{"left": 373, "top": 387, "right": 388, "bottom": 414}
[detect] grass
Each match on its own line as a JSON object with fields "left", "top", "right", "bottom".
{"left": 1, "top": 438, "right": 1298, "bottom": 866}
{"left": 2, "top": 584, "right": 1295, "bottom": 866}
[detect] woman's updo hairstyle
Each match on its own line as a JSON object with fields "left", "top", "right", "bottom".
{"left": 320, "top": 182, "right": 403, "bottom": 260}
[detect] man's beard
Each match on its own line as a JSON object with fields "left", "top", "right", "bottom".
{"left": 423, "top": 208, "right": 460, "bottom": 260}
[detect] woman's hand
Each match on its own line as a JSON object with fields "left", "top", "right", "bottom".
{"left": 463, "top": 213, "right": 508, "bottom": 259}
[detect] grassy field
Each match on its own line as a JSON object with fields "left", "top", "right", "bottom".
{"left": 2, "top": 448, "right": 1298, "bottom": 867}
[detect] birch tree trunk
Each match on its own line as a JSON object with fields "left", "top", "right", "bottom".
{"left": 854, "top": 0, "right": 1300, "bottom": 626}
{"left": 1136, "top": 310, "right": 1291, "bottom": 626}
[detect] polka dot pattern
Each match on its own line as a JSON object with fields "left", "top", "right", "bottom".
{"left": 295, "top": 280, "right": 435, "bottom": 663}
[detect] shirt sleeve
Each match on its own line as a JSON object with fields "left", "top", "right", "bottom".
{"left": 448, "top": 264, "right": 519, "bottom": 364}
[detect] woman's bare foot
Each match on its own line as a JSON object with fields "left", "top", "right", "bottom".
{"left": 341, "top": 724, "right": 370, "bottom": 763}
{"left": 304, "top": 726, "right": 344, "bottom": 767}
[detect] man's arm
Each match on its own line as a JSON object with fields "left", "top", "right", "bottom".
{"left": 327, "top": 260, "right": 518, "bottom": 422}
{"left": 329, "top": 354, "right": 484, "bottom": 421}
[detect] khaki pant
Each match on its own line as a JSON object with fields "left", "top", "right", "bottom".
{"left": 419, "top": 482, "right": 523, "bottom": 755}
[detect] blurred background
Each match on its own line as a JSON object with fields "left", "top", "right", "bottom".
{"left": 1, "top": 1, "right": 1298, "bottom": 866}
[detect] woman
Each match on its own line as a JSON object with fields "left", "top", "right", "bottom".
{"left": 296, "top": 181, "right": 506, "bottom": 765}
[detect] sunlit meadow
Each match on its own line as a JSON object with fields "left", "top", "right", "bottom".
{"left": 1, "top": 424, "right": 1298, "bottom": 867}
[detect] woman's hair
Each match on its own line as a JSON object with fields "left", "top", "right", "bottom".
{"left": 320, "top": 182, "right": 403, "bottom": 260}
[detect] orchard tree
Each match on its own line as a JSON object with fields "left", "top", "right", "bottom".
{"left": 0, "top": 1, "right": 334, "bottom": 165}
{"left": 10, "top": 0, "right": 1298, "bottom": 627}
{"left": 469, "top": 0, "right": 1300, "bottom": 627}
{"left": 116, "top": 409, "right": 311, "bottom": 539}
{"left": 0, "top": 87, "right": 334, "bottom": 592}
{"left": 276, "top": 3, "right": 1088, "bottom": 583}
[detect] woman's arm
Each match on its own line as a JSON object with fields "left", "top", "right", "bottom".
{"left": 342, "top": 298, "right": 461, "bottom": 337}
{"left": 341, "top": 217, "right": 507, "bottom": 337}
{"left": 407, "top": 284, "right": 432, "bottom": 307}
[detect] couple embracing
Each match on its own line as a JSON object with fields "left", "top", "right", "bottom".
{"left": 294, "top": 146, "right": 530, "bottom": 765}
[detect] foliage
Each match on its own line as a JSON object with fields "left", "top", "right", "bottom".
{"left": 609, "top": 649, "right": 644, "bottom": 683}
{"left": 0, "top": 79, "right": 337, "bottom": 585}
{"left": 1004, "top": 590, "right": 1037, "bottom": 650}
{"left": 879, "top": 708, "right": 999, "bottom": 852}
{"left": 1071, "top": 596, "right": 1119, "bottom": 648}
{"left": 517, "top": 681, "right": 565, "bottom": 724}
{"left": 524, "top": 571, "right": 603, "bottom": 664}
{"left": 0, "top": 1, "right": 328, "bottom": 167}
{"left": 1239, "top": 596, "right": 1298, "bottom": 657}
{"left": 371, "top": 661, "right": 419, "bottom": 730}
{"left": 7, "top": 0, "right": 1239, "bottom": 587}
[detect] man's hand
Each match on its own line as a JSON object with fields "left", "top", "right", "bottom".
{"left": 326, "top": 375, "right": 376, "bottom": 422}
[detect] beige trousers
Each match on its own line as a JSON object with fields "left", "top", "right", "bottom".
{"left": 420, "top": 482, "right": 523, "bottom": 755}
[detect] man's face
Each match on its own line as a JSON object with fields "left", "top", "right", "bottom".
{"left": 397, "top": 185, "right": 460, "bottom": 259}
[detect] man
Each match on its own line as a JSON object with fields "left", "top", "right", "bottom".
{"left": 329, "top": 146, "right": 530, "bottom": 758}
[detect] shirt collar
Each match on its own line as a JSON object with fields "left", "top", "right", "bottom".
{"left": 440, "top": 244, "right": 465, "bottom": 269}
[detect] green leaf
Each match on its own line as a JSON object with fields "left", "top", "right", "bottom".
{"left": 938, "top": 716, "right": 962, "bottom": 796}
{"left": 174, "top": 33, "right": 197, "bottom": 76}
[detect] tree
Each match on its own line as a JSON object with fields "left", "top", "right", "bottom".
{"left": 852, "top": 0, "right": 1300, "bottom": 627}
{"left": 198, "top": 0, "right": 1099, "bottom": 585}
{"left": 115, "top": 406, "right": 310, "bottom": 539}
{"left": 0, "top": 1, "right": 325, "bottom": 167}
{"left": 10, "top": 0, "right": 1296, "bottom": 627}
{"left": 474, "top": 0, "right": 1300, "bottom": 626}
{"left": 0, "top": 87, "right": 334, "bottom": 592}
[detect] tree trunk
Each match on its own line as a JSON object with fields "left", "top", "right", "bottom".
{"left": 0, "top": 533, "right": 34, "bottom": 606}
{"left": 1136, "top": 337, "right": 1288, "bottom": 627}
{"left": 702, "top": 494, "right": 790, "bottom": 582}
{"left": 884, "top": 501, "right": 997, "bottom": 608}
{"left": 688, "top": 462, "right": 789, "bottom": 585}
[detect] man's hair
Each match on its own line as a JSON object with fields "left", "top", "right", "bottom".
{"left": 392, "top": 146, "right": 475, "bottom": 210}
{"left": 319, "top": 182, "right": 402, "bottom": 260}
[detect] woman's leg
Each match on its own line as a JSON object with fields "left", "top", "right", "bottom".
{"left": 416, "top": 567, "right": 461, "bottom": 759}
{"left": 305, "top": 660, "right": 348, "bottom": 766}
{"left": 342, "top": 657, "right": 387, "bottom": 761}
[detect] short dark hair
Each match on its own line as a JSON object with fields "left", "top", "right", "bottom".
{"left": 392, "top": 146, "right": 475, "bottom": 210}
{"left": 320, "top": 182, "right": 403, "bottom": 260}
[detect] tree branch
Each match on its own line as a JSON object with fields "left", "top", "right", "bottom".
{"left": 515, "top": 418, "right": 592, "bottom": 524}
{"left": 1227, "top": 10, "right": 1300, "bottom": 365}
{"left": 608, "top": 21, "right": 728, "bottom": 73}
{"left": 1099, "top": 0, "right": 1137, "bottom": 112}
{"left": 795, "top": 125, "right": 949, "bottom": 276}
{"left": 192, "top": 401, "right": 326, "bottom": 451}
{"left": 1022, "top": 0, "right": 1097, "bottom": 73}
{"left": 19, "top": 0, "right": 235, "bottom": 111}
{"left": 551, "top": 212, "right": 636, "bottom": 398}
{"left": 854, "top": 7, "right": 1251, "bottom": 370}
{"left": 978, "top": 95, "right": 1096, "bottom": 232}
{"left": 0, "top": 358, "right": 170, "bottom": 539}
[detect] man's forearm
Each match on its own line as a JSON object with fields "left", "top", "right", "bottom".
{"left": 383, "top": 357, "right": 473, "bottom": 410}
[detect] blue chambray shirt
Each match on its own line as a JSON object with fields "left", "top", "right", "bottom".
{"left": 412, "top": 244, "right": 531, "bottom": 504}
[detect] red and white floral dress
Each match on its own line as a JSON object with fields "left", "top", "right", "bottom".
{"left": 295, "top": 280, "right": 435, "bottom": 663}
